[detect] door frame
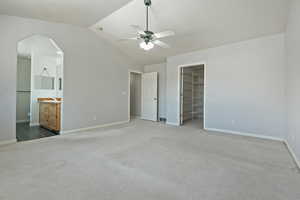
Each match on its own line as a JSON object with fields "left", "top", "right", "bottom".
{"left": 128, "top": 70, "right": 143, "bottom": 121}
{"left": 178, "top": 62, "right": 207, "bottom": 128}
{"left": 15, "top": 35, "right": 64, "bottom": 140}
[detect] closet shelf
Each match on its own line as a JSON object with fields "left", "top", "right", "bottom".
{"left": 182, "top": 66, "right": 205, "bottom": 123}
{"left": 193, "top": 83, "right": 204, "bottom": 86}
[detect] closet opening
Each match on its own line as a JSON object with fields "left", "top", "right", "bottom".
{"left": 129, "top": 71, "right": 142, "bottom": 121}
{"left": 179, "top": 64, "right": 205, "bottom": 129}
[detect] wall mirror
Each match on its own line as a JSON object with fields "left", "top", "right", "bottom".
{"left": 35, "top": 75, "right": 55, "bottom": 90}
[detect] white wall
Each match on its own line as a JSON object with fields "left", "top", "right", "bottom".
{"left": 286, "top": 0, "right": 300, "bottom": 162}
{"left": 0, "top": 15, "right": 141, "bottom": 142}
{"left": 16, "top": 56, "right": 31, "bottom": 122}
{"left": 166, "top": 34, "right": 286, "bottom": 139}
{"left": 144, "top": 63, "right": 167, "bottom": 119}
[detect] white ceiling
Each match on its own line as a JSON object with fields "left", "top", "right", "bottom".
{"left": 90, "top": 0, "right": 290, "bottom": 65}
{"left": 0, "top": 0, "right": 132, "bottom": 26}
{"left": 18, "top": 35, "right": 62, "bottom": 57}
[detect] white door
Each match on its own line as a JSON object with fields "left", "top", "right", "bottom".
{"left": 141, "top": 72, "right": 158, "bottom": 121}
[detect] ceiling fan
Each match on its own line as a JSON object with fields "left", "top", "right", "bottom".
{"left": 119, "top": 0, "right": 175, "bottom": 51}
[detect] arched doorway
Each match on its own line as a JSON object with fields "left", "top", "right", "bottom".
{"left": 16, "top": 35, "right": 64, "bottom": 142}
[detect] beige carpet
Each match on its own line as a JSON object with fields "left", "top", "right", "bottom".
{"left": 0, "top": 119, "right": 299, "bottom": 200}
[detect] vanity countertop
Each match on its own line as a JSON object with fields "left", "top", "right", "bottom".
{"left": 39, "top": 100, "right": 62, "bottom": 104}
{"left": 38, "top": 98, "right": 62, "bottom": 104}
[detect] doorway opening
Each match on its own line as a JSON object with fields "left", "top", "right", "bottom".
{"left": 129, "top": 71, "right": 142, "bottom": 121}
{"left": 128, "top": 71, "right": 158, "bottom": 122}
{"left": 179, "top": 65, "right": 205, "bottom": 129}
{"left": 16, "top": 35, "right": 64, "bottom": 142}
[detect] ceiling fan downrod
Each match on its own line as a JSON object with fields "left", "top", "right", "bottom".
{"left": 144, "top": 0, "right": 151, "bottom": 32}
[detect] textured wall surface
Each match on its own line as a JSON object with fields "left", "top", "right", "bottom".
{"left": 286, "top": 0, "right": 300, "bottom": 162}
{"left": 167, "top": 34, "right": 286, "bottom": 139}
{"left": 0, "top": 15, "right": 140, "bottom": 141}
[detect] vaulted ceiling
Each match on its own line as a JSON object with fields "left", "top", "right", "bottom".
{"left": 90, "top": 0, "right": 290, "bottom": 65}
{"left": 0, "top": 0, "right": 290, "bottom": 65}
{"left": 0, "top": 0, "right": 132, "bottom": 26}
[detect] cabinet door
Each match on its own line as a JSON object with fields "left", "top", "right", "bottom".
{"left": 39, "top": 103, "right": 49, "bottom": 127}
{"left": 48, "top": 104, "right": 58, "bottom": 131}
{"left": 55, "top": 104, "right": 61, "bottom": 131}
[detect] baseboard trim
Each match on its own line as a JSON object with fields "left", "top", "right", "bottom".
{"left": 284, "top": 140, "right": 300, "bottom": 170}
{"left": 0, "top": 139, "right": 17, "bottom": 147}
{"left": 61, "top": 120, "right": 130, "bottom": 134}
{"left": 166, "top": 121, "right": 180, "bottom": 126}
{"left": 204, "top": 128, "right": 283, "bottom": 142}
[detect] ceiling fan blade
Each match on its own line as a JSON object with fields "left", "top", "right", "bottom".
{"left": 130, "top": 25, "right": 145, "bottom": 35}
{"left": 153, "top": 40, "right": 170, "bottom": 48}
{"left": 154, "top": 31, "right": 175, "bottom": 39}
{"left": 118, "top": 37, "right": 139, "bottom": 42}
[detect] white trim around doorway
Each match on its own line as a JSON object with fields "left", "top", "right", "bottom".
{"left": 178, "top": 62, "right": 207, "bottom": 129}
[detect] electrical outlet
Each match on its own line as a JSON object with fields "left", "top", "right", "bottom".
{"left": 93, "top": 116, "right": 97, "bottom": 121}
{"left": 291, "top": 135, "right": 295, "bottom": 141}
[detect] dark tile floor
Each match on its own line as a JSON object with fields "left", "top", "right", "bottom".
{"left": 16, "top": 122, "right": 58, "bottom": 142}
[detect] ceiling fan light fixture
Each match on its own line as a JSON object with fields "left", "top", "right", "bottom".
{"left": 120, "top": 0, "right": 174, "bottom": 51}
{"left": 140, "top": 41, "right": 154, "bottom": 51}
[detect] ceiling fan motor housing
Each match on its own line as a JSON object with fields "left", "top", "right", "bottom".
{"left": 144, "top": 0, "right": 151, "bottom": 6}
{"left": 141, "top": 31, "right": 154, "bottom": 43}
